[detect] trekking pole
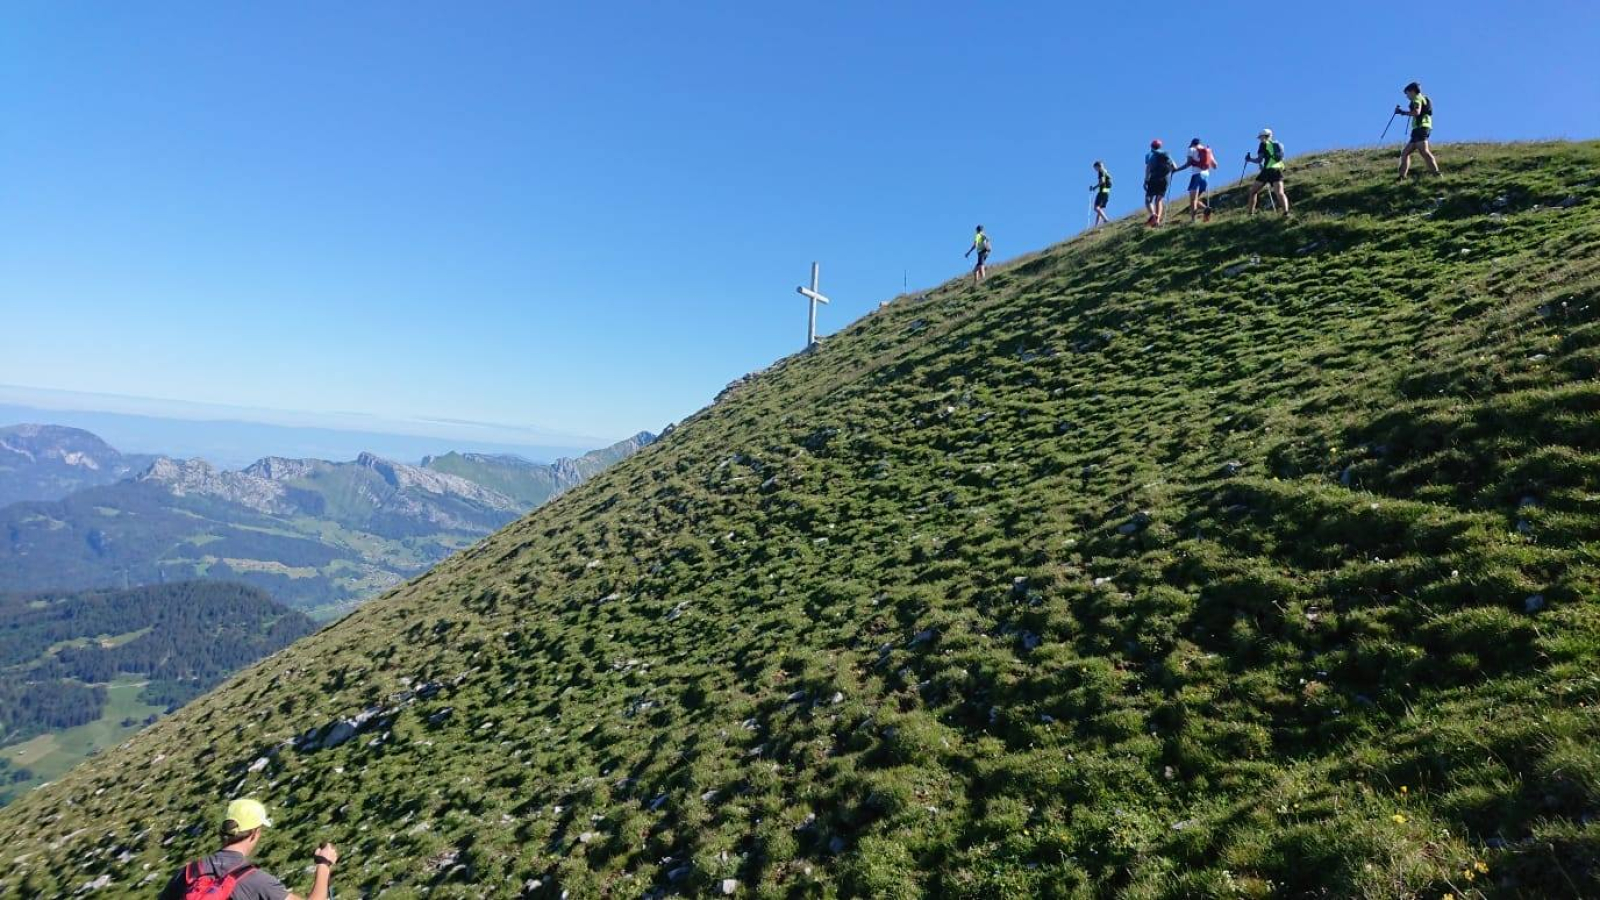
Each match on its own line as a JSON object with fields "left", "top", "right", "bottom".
{"left": 1380, "top": 110, "right": 1398, "bottom": 142}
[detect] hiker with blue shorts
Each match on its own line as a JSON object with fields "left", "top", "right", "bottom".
{"left": 1173, "top": 138, "right": 1218, "bottom": 222}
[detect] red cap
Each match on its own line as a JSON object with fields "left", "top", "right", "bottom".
{"left": 1151, "top": 139, "right": 1163, "bottom": 149}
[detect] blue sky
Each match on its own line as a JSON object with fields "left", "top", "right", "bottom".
{"left": 2, "top": 1, "right": 1597, "bottom": 443}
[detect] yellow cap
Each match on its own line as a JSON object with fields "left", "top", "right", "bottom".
{"left": 225, "top": 798, "right": 273, "bottom": 831}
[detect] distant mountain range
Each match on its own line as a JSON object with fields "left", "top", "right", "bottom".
{"left": 0, "top": 424, "right": 157, "bottom": 507}
{"left": 0, "top": 425, "right": 656, "bottom": 616}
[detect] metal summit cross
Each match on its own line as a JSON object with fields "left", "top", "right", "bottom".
{"left": 794, "top": 262, "right": 830, "bottom": 351}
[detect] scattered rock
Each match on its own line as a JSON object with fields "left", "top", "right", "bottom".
{"left": 910, "top": 628, "right": 937, "bottom": 646}
{"left": 721, "top": 878, "right": 740, "bottom": 895}
{"left": 1218, "top": 460, "right": 1244, "bottom": 477}
{"left": 1117, "top": 511, "right": 1152, "bottom": 535}
{"left": 1339, "top": 465, "right": 1355, "bottom": 487}
{"left": 247, "top": 757, "right": 269, "bottom": 774}
{"left": 1525, "top": 594, "right": 1546, "bottom": 614}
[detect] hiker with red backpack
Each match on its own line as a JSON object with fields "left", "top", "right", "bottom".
{"left": 159, "top": 798, "right": 339, "bottom": 900}
{"left": 1173, "top": 138, "right": 1219, "bottom": 222}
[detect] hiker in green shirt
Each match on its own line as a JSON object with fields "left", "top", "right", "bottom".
{"left": 1245, "top": 128, "right": 1290, "bottom": 217}
{"left": 1090, "top": 161, "right": 1112, "bottom": 228}
{"left": 964, "top": 225, "right": 991, "bottom": 285}
{"left": 1396, "top": 81, "right": 1441, "bottom": 179}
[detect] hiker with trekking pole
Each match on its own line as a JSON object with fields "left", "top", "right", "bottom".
{"left": 158, "top": 798, "right": 340, "bottom": 900}
{"left": 1395, "top": 81, "right": 1441, "bottom": 179}
{"left": 965, "top": 225, "right": 991, "bottom": 286}
{"left": 1090, "top": 161, "right": 1112, "bottom": 228}
{"left": 1144, "top": 140, "right": 1177, "bottom": 227}
{"left": 1245, "top": 128, "right": 1290, "bottom": 216}
{"left": 1173, "top": 138, "right": 1219, "bottom": 222}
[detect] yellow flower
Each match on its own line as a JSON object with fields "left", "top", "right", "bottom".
{"left": 1392, "top": 813, "right": 1407, "bottom": 824}
{"left": 1474, "top": 860, "right": 1489, "bottom": 873}
{"left": 1400, "top": 785, "right": 1408, "bottom": 794}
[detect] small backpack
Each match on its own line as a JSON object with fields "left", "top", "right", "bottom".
{"left": 1147, "top": 150, "right": 1171, "bottom": 177}
{"left": 1264, "top": 141, "right": 1286, "bottom": 163}
{"left": 181, "top": 861, "right": 257, "bottom": 900}
{"left": 1198, "top": 146, "right": 1217, "bottom": 170}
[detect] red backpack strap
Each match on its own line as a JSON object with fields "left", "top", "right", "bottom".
{"left": 213, "top": 863, "right": 258, "bottom": 895}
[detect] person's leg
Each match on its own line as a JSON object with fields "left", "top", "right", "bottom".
{"left": 1420, "top": 140, "right": 1440, "bottom": 175}
{"left": 1248, "top": 182, "right": 1262, "bottom": 214}
{"left": 1275, "top": 181, "right": 1289, "bottom": 215}
{"left": 1399, "top": 142, "right": 1416, "bottom": 178}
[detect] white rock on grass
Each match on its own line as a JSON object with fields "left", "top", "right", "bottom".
{"left": 721, "top": 878, "right": 740, "bottom": 895}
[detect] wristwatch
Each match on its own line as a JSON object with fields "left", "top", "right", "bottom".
{"left": 313, "top": 854, "right": 336, "bottom": 868}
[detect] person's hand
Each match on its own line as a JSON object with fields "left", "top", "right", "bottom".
{"left": 313, "top": 843, "right": 339, "bottom": 867}
{"left": 1394, "top": 105, "right": 1405, "bottom": 114}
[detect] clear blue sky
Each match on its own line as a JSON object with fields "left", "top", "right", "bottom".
{"left": 3, "top": 1, "right": 1597, "bottom": 442}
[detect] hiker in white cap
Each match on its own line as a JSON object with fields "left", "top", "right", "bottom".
{"left": 1245, "top": 128, "right": 1289, "bottom": 216}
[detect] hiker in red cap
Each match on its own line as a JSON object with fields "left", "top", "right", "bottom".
{"left": 1143, "top": 140, "right": 1177, "bottom": 227}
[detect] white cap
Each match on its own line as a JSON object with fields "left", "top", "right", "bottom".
{"left": 1258, "top": 128, "right": 1274, "bottom": 139}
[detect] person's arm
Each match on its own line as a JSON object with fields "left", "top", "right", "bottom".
{"left": 964, "top": 245, "right": 973, "bottom": 258}
{"left": 1173, "top": 158, "right": 1191, "bottom": 172}
{"left": 287, "top": 843, "right": 338, "bottom": 900}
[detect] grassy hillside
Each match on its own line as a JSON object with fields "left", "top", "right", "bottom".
{"left": 1, "top": 141, "right": 1597, "bottom": 898}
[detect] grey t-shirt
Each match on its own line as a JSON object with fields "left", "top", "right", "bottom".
{"left": 158, "top": 849, "right": 289, "bottom": 900}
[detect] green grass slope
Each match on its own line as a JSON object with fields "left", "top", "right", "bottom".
{"left": 1, "top": 141, "right": 1598, "bottom": 899}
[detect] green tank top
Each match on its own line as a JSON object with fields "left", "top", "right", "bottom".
{"left": 1413, "top": 94, "right": 1432, "bottom": 130}
{"left": 1261, "top": 141, "right": 1285, "bottom": 170}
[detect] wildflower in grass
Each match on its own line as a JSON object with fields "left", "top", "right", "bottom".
{"left": 1392, "top": 813, "right": 1407, "bottom": 824}
{"left": 1474, "top": 860, "right": 1489, "bottom": 873}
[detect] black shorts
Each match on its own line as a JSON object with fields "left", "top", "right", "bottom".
{"left": 1256, "top": 168, "right": 1284, "bottom": 185}
{"left": 1409, "top": 126, "right": 1431, "bottom": 144}
{"left": 1094, "top": 191, "right": 1110, "bottom": 209}
{"left": 1144, "top": 178, "right": 1169, "bottom": 198}
{"left": 976, "top": 250, "right": 990, "bottom": 266}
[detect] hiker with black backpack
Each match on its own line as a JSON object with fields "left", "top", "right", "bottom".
{"left": 1245, "top": 128, "right": 1290, "bottom": 216}
{"left": 1397, "top": 82, "right": 1441, "bottom": 179}
{"left": 159, "top": 798, "right": 339, "bottom": 900}
{"left": 1173, "top": 138, "right": 1219, "bottom": 222}
{"left": 1144, "top": 140, "right": 1177, "bottom": 227}
{"left": 1090, "top": 161, "right": 1113, "bottom": 228}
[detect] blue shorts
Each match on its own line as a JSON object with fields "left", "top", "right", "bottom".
{"left": 1188, "top": 173, "right": 1209, "bottom": 192}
